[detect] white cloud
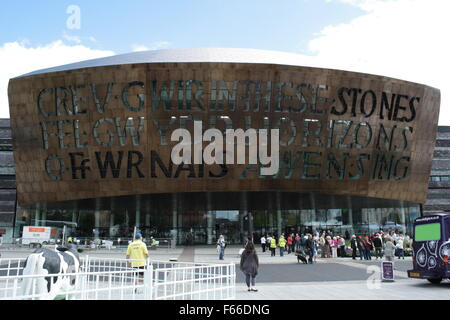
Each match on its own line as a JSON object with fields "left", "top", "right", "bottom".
{"left": 308, "top": 0, "right": 450, "bottom": 124}
{"left": 131, "top": 41, "right": 171, "bottom": 52}
{"left": 0, "top": 40, "right": 114, "bottom": 118}
{"left": 62, "top": 31, "right": 82, "bottom": 44}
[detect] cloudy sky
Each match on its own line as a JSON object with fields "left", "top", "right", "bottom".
{"left": 0, "top": 0, "right": 449, "bottom": 124}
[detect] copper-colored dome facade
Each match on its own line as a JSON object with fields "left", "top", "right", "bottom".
{"left": 8, "top": 48, "right": 440, "bottom": 206}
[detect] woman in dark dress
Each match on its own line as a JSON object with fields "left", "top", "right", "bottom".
{"left": 240, "top": 241, "right": 259, "bottom": 292}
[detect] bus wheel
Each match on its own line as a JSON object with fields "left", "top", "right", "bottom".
{"left": 427, "top": 278, "right": 442, "bottom": 284}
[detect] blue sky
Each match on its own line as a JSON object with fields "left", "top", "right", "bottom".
{"left": 0, "top": 0, "right": 449, "bottom": 124}
{"left": 0, "top": 0, "right": 362, "bottom": 54}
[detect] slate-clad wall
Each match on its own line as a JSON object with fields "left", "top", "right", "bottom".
{"left": 424, "top": 126, "right": 450, "bottom": 214}
{"left": 0, "top": 119, "right": 16, "bottom": 234}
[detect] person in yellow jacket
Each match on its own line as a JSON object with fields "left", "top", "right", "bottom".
{"left": 269, "top": 235, "right": 277, "bottom": 257}
{"left": 278, "top": 234, "right": 287, "bottom": 257}
{"left": 126, "top": 233, "right": 149, "bottom": 289}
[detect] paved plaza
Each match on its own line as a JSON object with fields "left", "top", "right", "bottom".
{"left": 1, "top": 244, "right": 449, "bottom": 300}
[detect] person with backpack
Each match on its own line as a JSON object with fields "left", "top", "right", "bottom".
{"left": 240, "top": 241, "right": 259, "bottom": 292}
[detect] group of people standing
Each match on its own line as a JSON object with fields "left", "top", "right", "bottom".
{"left": 260, "top": 233, "right": 318, "bottom": 263}
{"left": 259, "top": 230, "right": 410, "bottom": 261}
{"left": 226, "top": 229, "right": 409, "bottom": 293}
{"left": 259, "top": 234, "right": 288, "bottom": 257}
{"left": 350, "top": 232, "right": 408, "bottom": 261}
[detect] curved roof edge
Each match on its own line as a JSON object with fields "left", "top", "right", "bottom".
{"left": 15, "top": 48, "right": 331, "bottom": 78}
{"left": 12, "top": 48, "right": 440, "bottom": 91}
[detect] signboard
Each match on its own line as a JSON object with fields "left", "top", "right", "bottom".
{"left": 381, "top": 261, "right": 395, "bottom": 281}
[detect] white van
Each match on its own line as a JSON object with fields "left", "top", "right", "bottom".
{"left": 21, "top": 226, "right": 59, "bottom": 247}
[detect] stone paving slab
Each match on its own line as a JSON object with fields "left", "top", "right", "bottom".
{"left": 235, "top": 279, "right": 450, "bottom": 300}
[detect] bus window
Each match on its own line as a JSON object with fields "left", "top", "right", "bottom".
{"left": 415, "top": 223, "right": 441, "bottom": 241}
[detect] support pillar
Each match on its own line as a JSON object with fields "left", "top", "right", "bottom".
{"left": 135, "top": 195, "right": 141, "bottom": 228}
{"left": 35, "top": 204, "right": 41, "bottom": 226}
{"left": 276, "top": 192, "right": 282, "bottom": 237}
{"left": 240, "top": 192, "right": 248, "bottom": 244}
{"left": 145, "top": 198, "right": 150, "bottom": 228}
{"left": 206, "top": 192, "right": 214, "bottom": 245}
{"left": 110, "top": 198, "right": 115, "bottom": 237}
{"left": 172, "top": 194, "right": 178, "bottom": 245}
{"left": 41, "top": 203, "right": 47, "bottom": 226}
{"left": 94, "top": 198, "right": 101, "bottom": 239}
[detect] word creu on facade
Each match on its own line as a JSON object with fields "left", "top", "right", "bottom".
{"left": 8, "top": 60, "right": 440, "bottom": 205}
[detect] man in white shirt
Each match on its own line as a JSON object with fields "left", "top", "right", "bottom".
{"left": 396, "top": 236, "right": 405, "bottom": 259}
{"left": 260, "top": 235, "right": 267, "bottom": 253}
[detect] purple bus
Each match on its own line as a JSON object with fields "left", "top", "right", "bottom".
{"left": 408, "top": 213, "right": 450, "bottom": 284}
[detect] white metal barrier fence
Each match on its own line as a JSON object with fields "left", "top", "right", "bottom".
{"left": 0, "top": 257, "right": 235, "bottom": 300}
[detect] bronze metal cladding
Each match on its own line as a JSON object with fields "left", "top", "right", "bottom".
{"left": 8, "top": 58, "right": 440, "bottom": 206}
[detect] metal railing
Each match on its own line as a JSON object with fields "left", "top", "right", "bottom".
{"left": 0, "top": 257, "right": 235, "bottom": 300}
{"left": 152, "top": 263, "right": 236, "bottom": 300}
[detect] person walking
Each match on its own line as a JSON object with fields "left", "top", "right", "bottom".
{"left": 269, "top": 235, "right": 277, "bottom": 257}
{"left": 126, "top": 233, "right": 149, "bottom": 288}
{"left": 350, "top": 235, "right": 358, "bottom": 260}
{"left": 384, "top": 236, "right": 396, "bottom": 261}
{"left": 240, "top": 241, "right": 259, "bottom": 292}
{"left": 373, "top": 233, "right": 383, "bottom": 259}
{"left": 217, "top": 235, "right": 226, "bottom": 260}
{"left": 278, "top": 234, "right": 287, "bottom": 257}
{"left": 260, "top": 235, "right": 266, "bottom": 253}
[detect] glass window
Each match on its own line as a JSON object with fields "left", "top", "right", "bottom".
{"left": 415, "top": 223, "right": 441, "bottom": 241}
